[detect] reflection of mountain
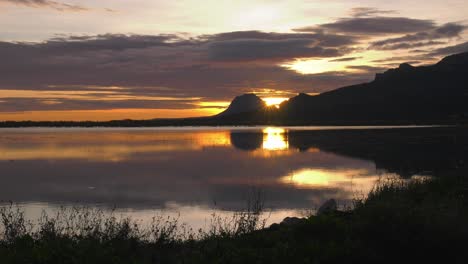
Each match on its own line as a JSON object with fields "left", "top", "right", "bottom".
{"left": 1, "top": 127, "right": 466, "bottom": 213}
{"left": 230, "top": 128, "right": 289, "bottom": 151}
{"left": 230, "top": 127, "right": 468, "bottom": 178}
{"left": 230, "top": 132, "right": 263, "bottom": 151}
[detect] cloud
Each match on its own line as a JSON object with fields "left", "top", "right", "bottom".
{"left": 371, "top": 23, "right": 466, "bottom": 50}
{"left": 371, "top": 55, "right": 436, "bottom": 64}
{"left": 349, "top": 7, "right": 397, "bottom": 17}
{"left": 0, "top": 32, "right": 369, "bottom": 112}
{"left": 373, "top": 41, "right": 447, "bottom": 50}
{"left": 204, "top": 31, "right": 356, "bottom": 47}
{"left": 205, "top": 31, "right": 357, "bottom": 62}
{"left": 429, "top": 41, "right": 468, "bottom": 56}
{"left": 207, "top": 39, "right": 345, "bottom": 62}
{"left": 329, "top": 56, "right": 361, "bottom": 62}
{"left": 296, "top": 17, "right": 435, "bottom": 35}
{"left": 346, "top": 65, "right": 388, "bottom": 72}
{"left": 0, "top": 0, "right": 89, "bottom": 12}
{"left": 0, "top": 17, "right": 465, "bottom": 114}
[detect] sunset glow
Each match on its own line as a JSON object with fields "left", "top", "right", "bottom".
{"left": 0, "top": 0, "right": 466, "bottom": 121}
{"left": 0, "top": 1, "right": 465, "bottom": 259}
{"left": 0, "top": 108, "right": 222, "bottom": 121}
{"left": 262, "top": 97, "right": 289, "bottom": 108}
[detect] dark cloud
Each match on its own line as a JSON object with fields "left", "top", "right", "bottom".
{"left": 0, "top": 0, "right": 89, "bottom": 12}
{"left": 376, "top": 61, "right": 423, "bottom": 68}
{"left": 0, "top": 32, "right": 369, "bottom": 111}
{"left": 371, "top": 55, "right": 436, "bottom": 64}
{"left": 329, "top": 56, "right": 361, "bottom": 62}
{"left": 205, "top": 31, "right": 357, "bottom": 62}
{"left": 371, "top": 23, "right": 466, "bottom": 50}
{"left": 24, "top": 34, "right": 183, "bottom": 53}
{"left": 207, "top": 39, "right": 345, "bottom": 62}
{"left": 346, "top": 65, "right": 388, "bottom": 72}
{"left": 0, "top": 98, "right": 197, "bottom": 111}
{"left": 428, "top": 41, "right": 468, "bottom": 56}
{"left": 349, "top": 7, "right": 397, "bottom": 17}
{"left": 205, "top": 31, "right": 356, "bottom": 47}
{"left": 372, "top": 41, "right": 447, "bottom": 50}
{"left": 0, "top": 17, "right": 465, "bottom": 114}
{"left": 296, "top": 17, "right": 435, "bottom": 35}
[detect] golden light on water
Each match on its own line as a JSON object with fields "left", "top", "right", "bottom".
{"left": 287, "top": 170, "right": 333, "bottom": 186}
{"left": 262, "top": 97, "right": 289, "bottom": 108}
{"left": 262, "top": 127, "right": 288, "bottom": 150}
{"left": 280, "top": 168, "right": 377, "bottom": 190}
{"left": 0, "top": 131, "right": 232, "bottom": 162}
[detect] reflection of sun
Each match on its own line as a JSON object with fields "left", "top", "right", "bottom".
{"left": 262, "top": 97, "right": 288, "bottom": 108}
{"left": 262, "top": 127, "right": 288, "bottom": 150}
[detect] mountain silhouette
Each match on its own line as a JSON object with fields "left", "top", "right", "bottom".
{"left": 216, "top": 93, "right": 266, "bottom": 117}
{"left": 215, "top": 51, "right": 468, "bottom": 124}
{"left": 2, "top": 52, "right": 468, "bottom": 127}
{"left": 276, "top": 52, "right": 468, "bottom": 123}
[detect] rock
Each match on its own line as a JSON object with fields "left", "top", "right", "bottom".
{"left": 280, "top": 217, "right": 306, "bottom": 227}
{"left": 317, "top": 199, "right": 337, "bottom": 216}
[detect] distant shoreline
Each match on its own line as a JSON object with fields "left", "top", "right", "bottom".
{"left": 0, "top": 125, "right": 448, "bottom": 131}
{"left": 0, "top": 119, "right": 464, "bottom": 128}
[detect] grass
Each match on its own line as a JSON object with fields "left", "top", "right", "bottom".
{"left": 1, "top": 174, "right": 467, "bottom": 263}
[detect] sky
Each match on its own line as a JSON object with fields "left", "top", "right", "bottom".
{"left": 1, "top": 0, "right": 468, "bottom": 121}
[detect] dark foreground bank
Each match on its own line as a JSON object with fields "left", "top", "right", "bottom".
{"left": 1, "top": 169, "right": 468, "bottom": 264}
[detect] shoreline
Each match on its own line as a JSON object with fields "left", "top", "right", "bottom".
{"left": 1, "top": 174, "right": 467, "bottom": 263}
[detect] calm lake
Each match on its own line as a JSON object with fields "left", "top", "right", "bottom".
{"left": 0, "top": 126, "right": 465, "bottom": 229}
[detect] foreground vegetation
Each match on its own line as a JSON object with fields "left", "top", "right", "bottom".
{"left": 1, "top": 173, "right": 467, "bottom": 263}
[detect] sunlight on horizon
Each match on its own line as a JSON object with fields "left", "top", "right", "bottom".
{"left": 283, "top": 50, "right": 391, "bottom": 75}
{"left": 262, "top": 97, "right": 289, "bottom": 108}
{"left": 283, "top": 59, "right": 347, "bottom": 74}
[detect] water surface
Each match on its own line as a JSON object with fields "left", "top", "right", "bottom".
{"left": 0, "top": 126, "right": 463, "bottom": 229}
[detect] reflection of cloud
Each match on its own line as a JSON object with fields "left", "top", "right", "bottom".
{"left": 279, "top": 168, "right": 378, "bottom": 196}
{"left": 0, "top": 128, "right": 378, "bottom": 211}
{"left": 0, "top": 130, "right": 231, "bottom": 161}
{"left": 15, "top": 202, "right": 302, "bottom": 232}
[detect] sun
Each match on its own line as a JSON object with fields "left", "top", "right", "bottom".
{"left": 262, "top": 97, "right": 288, "bottom": 108}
